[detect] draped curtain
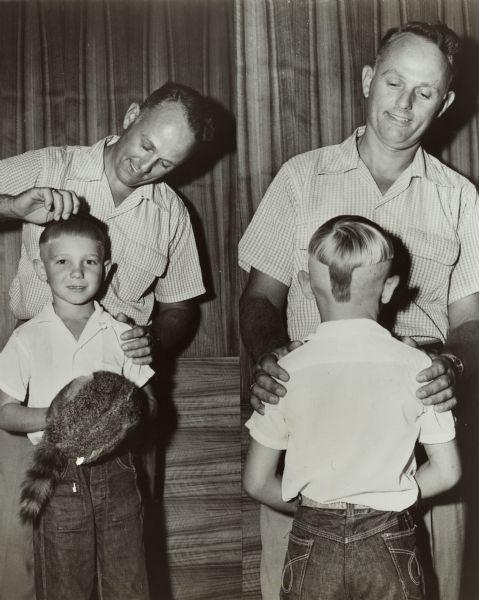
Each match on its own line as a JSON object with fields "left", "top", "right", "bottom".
{"left": 0, "top": 0, "right": 236, "bottom": 358}
{"left": 236, "top": 1, "right": 479, "bottom": 596}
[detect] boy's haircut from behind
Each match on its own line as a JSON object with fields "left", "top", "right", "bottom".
{"left": 39, "top": 214, "right": 110, "bottom": 259}
{"left": 308, "top": 215, "right": 394, "bottom": 302}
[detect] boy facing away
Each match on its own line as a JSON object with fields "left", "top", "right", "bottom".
{"left": 244, "top": 215, "right": 461, "bottom": 600}
{"left": 0, "top": 215, "right": 155, "bottom": 600}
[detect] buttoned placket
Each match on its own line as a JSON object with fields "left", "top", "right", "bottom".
{"left": 70, "top": 319, "right": 109, "bottom": 367}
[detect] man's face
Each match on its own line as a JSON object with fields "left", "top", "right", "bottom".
{"left": 37, "top": 235, "right": 105, "bottom": 308}
{"left": 111, "top": 101, "right": 196, "bottom": 189}
{"left": 362, "top": 33, "right": 455, "bottom": 151}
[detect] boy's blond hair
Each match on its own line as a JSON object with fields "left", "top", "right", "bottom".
{"left": 308, "top": 215, "right": 394, "bottom": 302}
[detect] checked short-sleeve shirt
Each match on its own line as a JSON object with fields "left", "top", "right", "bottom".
{"left": 239, "top": 127, "right": 479, "bottom": 343}
{"left": 3, "top": 137, "right": 205, "bottom": 325}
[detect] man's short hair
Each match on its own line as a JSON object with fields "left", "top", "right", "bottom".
{"left": 308, "top": 215, "right": 394, "bottom": 302}
{"left": 377, "top": 21, "right": 460, "bottom": 84}
{"left": 139, "top": 82, "right": 214, "bottom": 143}
{"left": 39, "top": 215, "right": 109, "bottom": 258}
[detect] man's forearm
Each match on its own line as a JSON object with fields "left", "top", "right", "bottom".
{"left": 150, "top": 301, "right": 198, "bottom": 356}
{"left": 239, "top": 295, "right": 288, "bottom": 361}
{"left": 0, "top": 195, "right": 18, "bottom": 221}
{"left": 443, "top": 319, "right": 479, "bottom": 380}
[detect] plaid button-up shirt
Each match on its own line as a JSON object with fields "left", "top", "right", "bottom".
{"left": 3, "top": 137, "right": 205, "bottom": 325}
{"left": 239, "top": 128, "right": 479, "bottom": 343}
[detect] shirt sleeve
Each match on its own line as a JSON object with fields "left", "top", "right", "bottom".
{"left": 238, "top": 163, "right": 296, "bottom": 286}
{"left": 449, "top": 183, "right": 479, "bottom": 304}
{"left": 122, "top": 360, "right": 155, "bottom": 389}
{"left": 107, "top": 317, "right": 155, "bottom": 387}
{"left": 418, "top": 407, "right": 455, "bottom": 445}
{"left": 245, "top": 404, "right": 288, "bottom": 450}
{"left": 0, "top": 150, "right": 43, "bottom": 195}
{"left": 0, "top": 330, "right": 31, "bottom": 401}
{"left": 154, "top": 190, "right": 205, "bottom": 302}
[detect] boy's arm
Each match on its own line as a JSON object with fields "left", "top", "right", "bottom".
{"left": 415, "top": 439, "right": 462, "bottom": 499}
{"left": 0, "top": 389, "right": 47, "bottom": 433}
{"left": 243, "top": 438, "right": 298, "bottom": 515}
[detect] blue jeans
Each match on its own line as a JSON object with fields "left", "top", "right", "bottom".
{"left": 33, "top": 452, "right": 149, "bottom": 600}
{"left": 280, "top": 504, "right": 424, "bottom": 600}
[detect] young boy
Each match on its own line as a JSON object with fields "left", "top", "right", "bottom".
{"left": 0, "top": 215, "right": 155, "bottom": 600}
{"left": 243, "top": 215, "right": 461, "bottom": 600}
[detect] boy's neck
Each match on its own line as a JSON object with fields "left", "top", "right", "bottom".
{"left": 316, "top": 303, "right": 380, "bottom": 323}
{"left": 52, "top": 299, "right": 96, "bottom": 340}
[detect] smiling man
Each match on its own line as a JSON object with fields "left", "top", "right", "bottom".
{"left": 0, "top": 82, "right": 212, "bottom": 600}
{"left": 240, "top": 22, "right": 479, "bottom": 600}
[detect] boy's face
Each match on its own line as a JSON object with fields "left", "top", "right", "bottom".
{"left": 36, "top": 234, "right": 106, "bottom": 307}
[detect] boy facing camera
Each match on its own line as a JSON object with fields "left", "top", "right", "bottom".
{"left": 244, "top": 215, "right": 461, "bottom": 600}
{"left": 0, "top": 215, "right": 155, "bottom": 600}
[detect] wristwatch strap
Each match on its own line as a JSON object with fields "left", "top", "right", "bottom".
{"left": 441, "top": 352, "right": 464, "bottom": 378}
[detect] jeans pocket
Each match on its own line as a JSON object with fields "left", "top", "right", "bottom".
{"left": 281, "top": 531, "right": 313, "bottom": 597}
{"left": 115, "top": 453, "right": 136, "bottom": 472}
{"left": 382, "top": 526, "right": 424, "bottom": 600}
{"left": 43, "top": 462, "right": 86, "bottom": 531}
{"left": 109, "top": 455, "right": 142, "bottom": 522}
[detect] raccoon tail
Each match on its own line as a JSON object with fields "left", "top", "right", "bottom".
{"left": 19, "top": 442, "right": 68, "bottom": 522}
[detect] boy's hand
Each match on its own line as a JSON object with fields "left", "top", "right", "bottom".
{"left": 116, "top": 313, "right": 154, "bottom": 366}
{"left": 8, "top": 187, "right": 80, "bottom": 224}
{"left": 250, "top": 341, "right": 302, "bottom": 414}
{"left": 416, "top": 355, "right": 457, "bottom": 412}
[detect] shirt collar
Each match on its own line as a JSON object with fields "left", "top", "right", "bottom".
{"left": 306, "top": 318, "right": 391, "bottom": 341}
{"left": 319, "top": 126, "right": 454, "bottom": 188}
{"left": 69, "top": 137, "right": 114, "bottom": 182}
{"left": 68, "top": 135, "right": 156, "bottom": 203}
{"left": 32, "top": 301, "right": 106, "bottom": 326}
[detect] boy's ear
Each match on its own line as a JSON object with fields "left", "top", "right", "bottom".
{"left": 381, "top": 274, "right": 400, "bottom": 305}
{"left": 33, "top": 259, "right": 48, "bottom": 282}
{"left": 298, "top": 270, "right": 315, "bottom": 300}
{"left": 103, "top": 259, "right": 112, "bottom": 276}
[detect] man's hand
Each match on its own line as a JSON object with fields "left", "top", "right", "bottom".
{"left": 416, "top": 354, "right": 457, "bottom": 412}
{"left": 7, "top": 187, "right": 80, "bottom": 224}
{"left": 250, "top": 341, "right": 303, "bottom": 414}
{"left": 116, "top": 313, "right": 154, "bottom": 366}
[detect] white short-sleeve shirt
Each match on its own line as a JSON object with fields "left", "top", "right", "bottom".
{"left": 246, "top": 319, "right": 456, "bottom": 512}
{"left": 0, "top": 302, "right": 154, "bottom": 445}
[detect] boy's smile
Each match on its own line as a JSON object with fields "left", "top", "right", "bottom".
{"left": 37, "top": 235, "right": 106, "bottom": 310}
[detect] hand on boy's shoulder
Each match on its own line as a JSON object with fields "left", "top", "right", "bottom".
{"left": 115, "top": 313, "right": 154, "bottom": 366}
{"left": 398, "top": 336, "right": 457, "bottom": 412}
{"left": 416, "top": 354, "right": 457, "bottom": 413}
{"left": 249, "top": 341, "right": 303, "bottom": 414}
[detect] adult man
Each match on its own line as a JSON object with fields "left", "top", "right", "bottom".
{"left": 0, "top": 82, "right": 212, "bottom": 600}
{"left": 239, "top": 22, "right": 479, "bottom": 600}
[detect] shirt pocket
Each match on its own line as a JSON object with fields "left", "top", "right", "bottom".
{"left": 112, "top": 243, "right": 168, "bottom": 303}
{"left": 405, "top": 227, "right": 458, "bottom": 266}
